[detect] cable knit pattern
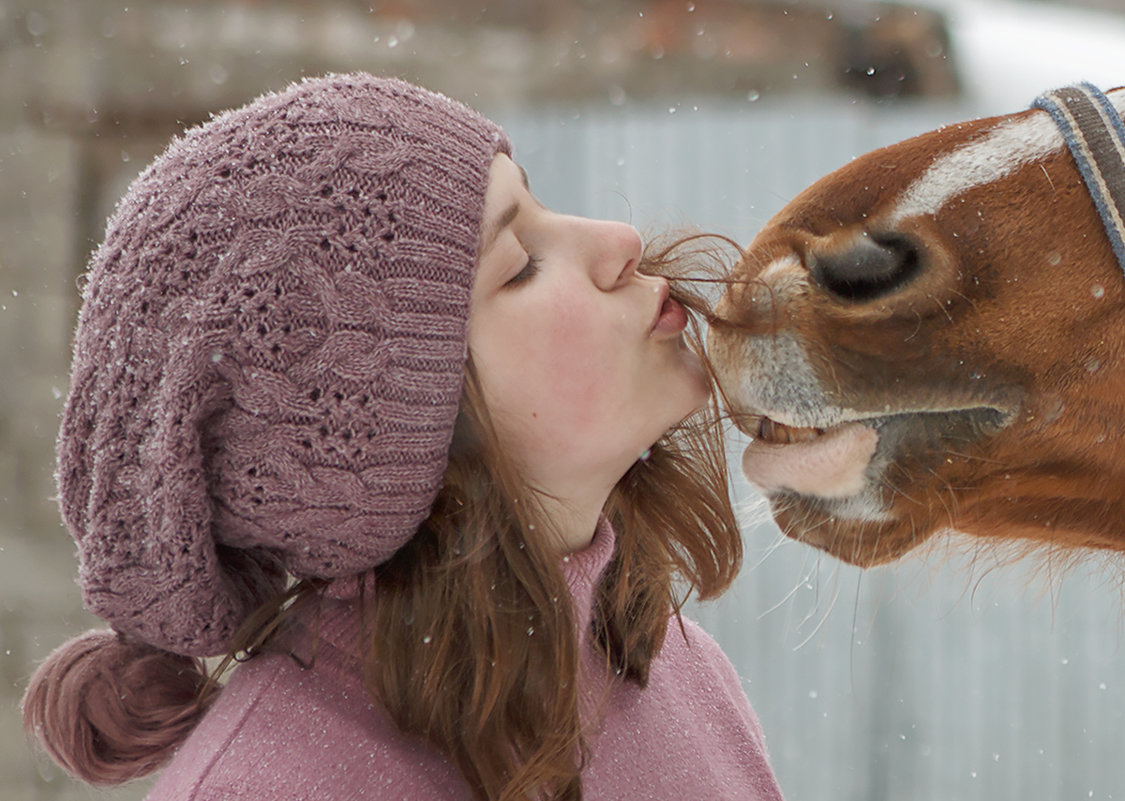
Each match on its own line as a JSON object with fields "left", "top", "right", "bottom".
{"left": 146, "top": 522, "right": 786, "bottom": 800}
{"left": 56, "top": 74, "right": 510, "bottom": 656}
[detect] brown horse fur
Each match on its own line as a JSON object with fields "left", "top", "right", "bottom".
{"left": 708, "top": 88, "right": 1125, "bottom": 567}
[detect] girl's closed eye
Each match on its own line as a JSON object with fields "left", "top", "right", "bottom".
{"left": 505, "top": 253, "right": 541, "bottom": 288}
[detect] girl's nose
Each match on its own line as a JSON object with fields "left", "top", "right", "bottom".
{"left": 576, "top": 218, "right": 643, "bottom": 291}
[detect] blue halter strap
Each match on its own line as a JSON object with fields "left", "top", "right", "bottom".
{"left": 1032, "top": 83, "right": 1125, "bottom": 274}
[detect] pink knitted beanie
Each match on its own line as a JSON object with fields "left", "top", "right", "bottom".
{"left": 56, "top": 74, "right": 510, "bottom": 656}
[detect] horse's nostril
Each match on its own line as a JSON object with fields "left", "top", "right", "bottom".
{"left": 811, "top": 233, "right": 921, "bottom": 302}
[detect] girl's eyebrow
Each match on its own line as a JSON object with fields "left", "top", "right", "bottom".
{"left": 479, "top": 166, "right": 531, "bottom": 256}
{"left": 481, "top": 202, "right": 519, "bottom": 256}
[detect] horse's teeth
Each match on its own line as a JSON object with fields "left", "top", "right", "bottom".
{"left": 757, "top": 418, "right": 823, "bottom": 444}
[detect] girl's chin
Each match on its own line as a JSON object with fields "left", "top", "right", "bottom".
{"left": 666, "top": 346, "right": 711, "bottom": 411}
{"left": 658, "top": 386, "right": 712, "bottom": 440}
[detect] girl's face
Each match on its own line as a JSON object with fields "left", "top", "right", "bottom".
{"left": 469, "top": 154, "right": 709, "bottom": 518}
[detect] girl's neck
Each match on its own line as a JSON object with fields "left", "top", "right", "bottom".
{"left": 538, "top": 492, "right": 607, "bottom": 554}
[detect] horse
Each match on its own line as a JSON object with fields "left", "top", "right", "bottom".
{"left": 707, "top": 83, "right": 1125, "bottom": 568}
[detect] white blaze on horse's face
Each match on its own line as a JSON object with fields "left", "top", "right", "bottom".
{"left": 710, "top": 88, "right": 1125, "bottom": 567}
{"left": 888, "top": 111, "right": 1065, "bottom": 225}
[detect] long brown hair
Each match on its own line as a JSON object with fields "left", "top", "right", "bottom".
{"left": 22, "top": 234, "right": 743, "bottom": 800}
{"left": 344, "top": 232, "right": 744, "bottom": 800}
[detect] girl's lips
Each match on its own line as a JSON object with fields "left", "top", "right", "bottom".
{"left": 650, "top": 287, "right": 688, "bottom": 336}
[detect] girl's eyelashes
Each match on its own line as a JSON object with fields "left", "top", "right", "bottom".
{"left": 504, "top": 254, "right": 542, "bottom": 288}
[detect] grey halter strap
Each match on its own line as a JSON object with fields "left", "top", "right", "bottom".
{"left": 1033, "top": 83, "right": 1125, "bottom": 273}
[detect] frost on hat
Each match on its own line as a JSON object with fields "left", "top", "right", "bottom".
{"left": 56, "top": 74, "right": 511, "bottom": 656}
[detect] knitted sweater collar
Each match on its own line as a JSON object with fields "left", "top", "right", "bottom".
{"left": 559, "top": 516, "right": 615, "bottom": 634}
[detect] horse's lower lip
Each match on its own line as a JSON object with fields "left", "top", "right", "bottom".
{"left": 738, "top": 405, "right": 1015, "bottom": 500}
{"left": 742, "top": 421, "right": 879, "bottom": 499}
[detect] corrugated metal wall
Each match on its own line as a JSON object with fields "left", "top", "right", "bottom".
{"left": 497, "top": 96, "right": 1125, "bottom": 801}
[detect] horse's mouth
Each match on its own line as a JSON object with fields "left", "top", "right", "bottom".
{"left": 735, "top": 406, "right": 1013, "bottom": 503}
{"left": 755, "top": 417, "right": 826, "bottom": 444}
{"left": 734, "top": 415, "right": 880, "bottom": 500}
{"left": 729, "top": 412, "right": 827, "bottom": 442}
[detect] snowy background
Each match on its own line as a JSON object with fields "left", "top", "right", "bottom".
{"left": 923, "top": 0, "right": 1125, "bottom": 111}
{"left": 2, "top": 1, "right": 1125, "bottom": 799}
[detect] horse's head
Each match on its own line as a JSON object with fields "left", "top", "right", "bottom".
{"left": 709, "top": 86, "right": 1125, "bottom": 567}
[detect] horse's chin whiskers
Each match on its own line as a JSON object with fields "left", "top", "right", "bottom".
{"left": 881, "top": 473, "right": 923, "bottom": 507}
{"left": 745, "top": 526, "right": 790, "bottom": 574}
{"left": 758, "top": 554, "right": 818, "bottom": 621}
{"left": 942, "top": 448, "right": 1007, "bottom": 466}
{"left": 792, "top": 582, "right": 841, "bottom": 652}
{"left": 789, "top": 551, "right": 844, "bottom": 652}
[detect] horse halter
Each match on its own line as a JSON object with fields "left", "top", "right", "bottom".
{"left": 1033, "top": 83, "right": 1125, "bottom": 273}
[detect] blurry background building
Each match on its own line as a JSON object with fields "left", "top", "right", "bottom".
{"left": 2, "top": 1, "right": 1124, "bottom": 799}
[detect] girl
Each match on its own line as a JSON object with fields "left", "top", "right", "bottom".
{"left": 22, "top": 73, "right": 784, "bottom": 801}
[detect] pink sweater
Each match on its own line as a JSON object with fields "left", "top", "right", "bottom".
{"left": 149, "top": 523, "right": 785, "bottom": 800}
